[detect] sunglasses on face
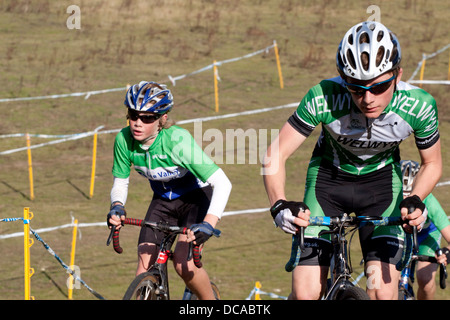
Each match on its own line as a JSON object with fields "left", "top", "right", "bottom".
{"left": 128, "top": 110, "right": 161, "bottom": 124}
{"left": 344, "top": 74, "right": 396, "bottom": 96}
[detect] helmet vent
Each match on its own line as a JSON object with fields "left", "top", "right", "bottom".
{"left": 348, "top": 34, "right": 353, "bottom": 45}
{"left": 377, "top": 30, "right": 384, "bottom": 42}
{"left": 359, "top": 32, "right": 369, "bottom": 44}
{"left": 346, "top": 50, "right": 356, "bottom": 69}
{"left": 376, "top": 46, "right": 385, "bottom": 67}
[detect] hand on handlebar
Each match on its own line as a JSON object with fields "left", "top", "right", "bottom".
{"left": 188, "top": 221, "right": 221, "bottom": 246}
{"left": 399, "top": 195, "right": 427, "bottom": 233}
{"left": 436, "top": 247, "right": 450, "bottom": 266}
{"left": 270, "top": 200, "right": 310, "bottom": 235}
{"left": 107, "top": 203, "right": 126, "bottom": 230}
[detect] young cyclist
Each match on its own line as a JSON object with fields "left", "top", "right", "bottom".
{"left": 401, "top": 160, "right": 450, "bottom": 300}
{"left": 263, "top": 21, "right": 441, "bottom": 300}
{"left": 107, "top": 81, "right": 232, "bottom": 300}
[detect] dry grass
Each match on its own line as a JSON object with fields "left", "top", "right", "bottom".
{"left": 0, "top": 0, "right": 449, "bottom": 300}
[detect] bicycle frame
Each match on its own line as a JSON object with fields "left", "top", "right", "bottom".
{"left": 398, "top": 249, "right": 448, "bottom": 300}
{"left": 292, "top": 214, "right": 413, "bottom": 300}
{"left": 107, "top": 218, "right": 202, "bottom": 300}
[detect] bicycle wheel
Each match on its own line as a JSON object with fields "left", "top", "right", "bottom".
{"left": 185, "top": 282, "right": 220, "bottom": 300}
{"left": 336, "top": 285, "right": 370, "bottom": 300}
{"left": 123, "top": 272, "right": 164, "bottom": 300}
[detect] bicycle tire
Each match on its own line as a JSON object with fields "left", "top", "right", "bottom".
{"left": 336, "top": 285, "right": 370, "bottom": 300}
{"left": 187, "top": 281, "right": 220, "bottom": 300}
{"left": 123, "top": 272, "right": 164, "bottom": 300}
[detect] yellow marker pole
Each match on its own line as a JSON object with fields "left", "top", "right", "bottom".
{"left": 419, "top": 57, "right": 426, "bottom": 88}
{"left": 23, "top": 207, "right": 35, "bottom": 300}
{"left": 273, "top": 40, "right": 284, "bottom": 89}
{"left": 68, "top": 219, "right": 78, "bottom": 299}
{"left": 26, "top": 134, "right": 34, "bottom": 200}
{"left": 89, "top": 132, "right": 98, "bottom": 199}
{"left": 255, "top": 281, "right": 262, "bottom": 300}
{"left": 213, "top": 60, "right": 219, "bottom": 113}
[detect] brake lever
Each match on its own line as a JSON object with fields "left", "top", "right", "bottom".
{"left": 106, "top": 225, "right": 116, "bottom": 246}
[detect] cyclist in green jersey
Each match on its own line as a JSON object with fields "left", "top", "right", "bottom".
{"left": 263, "top": 21, "right": 442, "bottom": 300}
{"left": 401, "top": 160, "right": 450, "bottom": 300}
{"left": 107, "top": 81, "right": 232, "bottom": 299}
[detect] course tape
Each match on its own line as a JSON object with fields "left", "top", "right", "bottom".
{"left": 0, "top": 102, "right": 298, "bottom": 155}
{"left": 168, "top": 42, "right": 275, "bottom": 86}
{"left": 407, "top": 43, "right": 450, "bottom": 83}
{"left": 29, "top": 227, "right": 105, "bottom": 300}
{"left": 0, "top": 216, "right": 105, "bottom": 299}
{"left": 0, "top": 42, "right": 277, "bottom": 103}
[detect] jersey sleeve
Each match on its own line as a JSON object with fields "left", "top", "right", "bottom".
{"left": 112, "top": 128, "right": 133, "bottom": 179}
{"left": 167, "top": 127, "right": 219, "bottom": 182}
{"left": 287, "top": 84, "right": 322, "bottom": 137}
{"left": 395, "top": 85, "right": 440, "bottom": 150}
{"left": 424, "top": 193, "right": 450, "bottom": 231}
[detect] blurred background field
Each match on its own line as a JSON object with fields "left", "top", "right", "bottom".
{"left": 0, "top": 0, "right": 449, "bottom": 300}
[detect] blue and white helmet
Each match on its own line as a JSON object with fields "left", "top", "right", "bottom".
{"left": 337, "top": 21, "right": 402, "bottom": 80}
{"left": 124, "top": 81, "right": 173, "bottom": 114}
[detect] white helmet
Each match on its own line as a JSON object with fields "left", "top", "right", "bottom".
{"left": 400, "top": 160, "right": 420, "bottom": 194}
{"left": 336, "top": 21, "right": 401, "bottom": 80}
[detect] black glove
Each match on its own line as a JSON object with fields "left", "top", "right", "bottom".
{"left": 399, "top": 195, "right": 426, "bottom": 213}
{"left": 189, "top": 221, "right": 221, "bottom": 246}
{"left": 107, "top": 203, "right": 126, "bottom": 227}
{"left": 270, "top": 199, "right": 309, "bottom": 219}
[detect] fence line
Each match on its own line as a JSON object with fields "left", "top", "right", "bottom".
{"left": 0, "top": 42, "right": 280, "bottom": 104}
{"left": 1, "top": 209, "right": 105, "bottom": 300}
{"left": 0, "top": 102, "right": 298, "bottom": 155}
{"left": 407, "top": 43, "right": 450, "bottom": 85}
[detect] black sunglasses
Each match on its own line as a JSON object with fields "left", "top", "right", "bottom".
{"left": 344, "top": 74, "right": 396, "bottom": 96}
{"left": 128, "top": 109, "right": 161, "bottom": 124}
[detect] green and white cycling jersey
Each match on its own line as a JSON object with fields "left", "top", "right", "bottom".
{"left": 112, "top": 125, "right": 219, "bottom": 200}
{"left": 288, "top": 77, "right": 439, "bottom": 175}
{"left": 418, "top": 194, "right": 450, "bottom": 257}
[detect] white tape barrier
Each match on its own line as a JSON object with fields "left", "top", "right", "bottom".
{"left": 168, "top": 42, "right": 276, "bottom": 86}
{"left": 0, "top": 102, "right": 298, "bottom": 155}
{"left": 0, "top": 42, "right": 278, "bottom": 103}
{"left": 0, "top": 207, "right": 270, "bottom": 240}
{"left": 407, "top": 43, "right": 450, "bottom": 84}
{"left": 0, "top": 126, "right": 104, "bottom": 155}
{"left": 0, "top": 87, "right": 127, "bottom": 103}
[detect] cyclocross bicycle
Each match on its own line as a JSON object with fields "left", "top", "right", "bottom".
{"left": 106, "top": 218, "right": 220, "bottom": 300}
{"left": 287, "top": 213, "right": 415, "bottom": 300}
{"left": 398, "top": 247, "right": 448, "bottom": 300}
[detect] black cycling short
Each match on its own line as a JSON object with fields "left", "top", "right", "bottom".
{"left": 138, "top": 186, "right": 212, "bottom": 247}
{"left": 299, "top": 158, "right": 405, "bottom": 266}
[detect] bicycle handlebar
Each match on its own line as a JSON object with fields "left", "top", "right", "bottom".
{"left": 299, "top": 214, "right": 419, "bottom": 252}
{"left": 106, "top": 218, "right": 205, "bottom": 268}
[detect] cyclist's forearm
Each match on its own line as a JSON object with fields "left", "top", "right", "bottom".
{"left": 110, "top": 176, "right": 130, "bottom": 206}
{"left": 412, "top": 141, "right": 442, "bottom": 200}
{"left": 206, "top": 168, "right": 232, "bottom": 220}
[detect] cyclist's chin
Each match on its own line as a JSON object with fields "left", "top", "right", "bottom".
{"left": 359, "top": 106, "right": 384, "bottom": 119}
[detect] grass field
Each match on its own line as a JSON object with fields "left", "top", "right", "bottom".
{"left": 0, "top": 0, "right": 449, "bottom": 300}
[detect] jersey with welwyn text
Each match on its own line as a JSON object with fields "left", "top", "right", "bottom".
{"left": 288, "top": 77, "right": 439, "bottom": 175}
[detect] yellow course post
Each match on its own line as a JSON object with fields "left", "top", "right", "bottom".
{"left": 213, "top": 60, "right": 219, "bottom": 113}
{"left": 255, "top": 281, "right": 262, "bottom": 300}
{"left": 89, "top": 132, "right": 98, "bottom": 199}
{"left": 23, "top": 207, "right": 35, "bottom": 300}
{"left": 273, "top": 40, "right": 284, "bottom": 89}
{"left": 419, "top": 57, "right": 426, "bottom": 88}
